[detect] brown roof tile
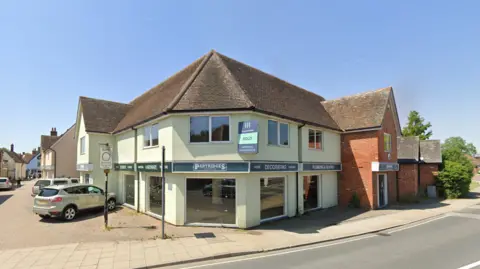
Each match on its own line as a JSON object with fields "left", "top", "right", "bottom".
{"left": 80, "top": 97, "right": 131, "bottom": 133}
{"left": 420, "top": 140, "right": 442, "bottom": 163}
{"left": 111, "top": 50, "right": 340, "bottom": 132}
{"left": 0, "top": 150, "right": 25, "bottom": 164}
{"left": 41, "top": 135, "right": 60, "bottom": 150}
{"left": 22, "top": 153, "right": 34, "bottom": 163}
{"left": 398, "top": 136, "right": 420, "bottom": 162}
{"left": 322, "top": 87, "right": 392, "bottom": 131}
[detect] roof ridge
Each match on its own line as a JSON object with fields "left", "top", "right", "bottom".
{"left": 165, "top": 50, "right": 215, "bottom": 111}
{"left": 80, "top": 96, "right": 129, "bottom": 106}
{"left": 215, "top": 52, "right": 327, "bottom": 102}
{"left": 214, "top": 52, "right": 255, "bottom": 107}
{"left": 322, "top": 86, "right": 392, "bottom": 103}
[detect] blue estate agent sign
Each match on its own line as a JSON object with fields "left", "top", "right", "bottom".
{"left": 238, "top": 120, "right": 259, "bottom": 154}
{"left": 302, "top": 163, "right": 342, "bottom": 171}
{"left": 173, "top": 162, "right": 250, "bottom": 173}
{"left": 250, "top": 162, "right": 298, "bottom": 172}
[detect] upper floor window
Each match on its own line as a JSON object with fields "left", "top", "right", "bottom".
{"left": 190, "top": 116, "right": 230, "bottom": 143}
{"left": 80, "top": 136, "right": 86, "bottom": 155}
{"left": 308, "top": 129, "right": 323, "bottom": 150}
{"left": 144, "top": 124, "right": 159, "bottom": 147}
{"left": 268, "top": 120, "right": 289, "bottom": 146}
{"left": 384, "top": 133, "right": 392, "bottom": 152}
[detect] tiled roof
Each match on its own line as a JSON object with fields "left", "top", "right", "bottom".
{"left": 41, "top": 135, "right": 60, "bottom": 150}
{"left": 322, "top": 87, "right": 392, "bottom": 131}
{"left": 79, "top": 97, "right": 131, "bottom": 133}
{"left": 398, "top": 136, "right": 420, "bottom": 163}
{"left": 108, "top": 50, "right": 340, "bottom": 133}
{"left": 22, "top": 153, "right": 34, "bottom": 163}
{"left": 0, "top": 150, "right": 25, "bottom": 164}
{"left": 420, "top": 140, "right": 442, "bottom": 163}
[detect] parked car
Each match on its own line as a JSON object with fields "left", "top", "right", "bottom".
{"left": 31, "top": 178, "right": 80, "bottom": 196}
{"left": 0, "top": 177, "right": 13, "bottom": 190}
{"left": 32, "top": 184, "right": 116, "bottom": 221}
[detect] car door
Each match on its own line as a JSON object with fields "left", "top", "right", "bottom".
{"left": 63, "top": 186, "right": 88, "bottom": 210}
{"left": 87, "top": 186, "right": 104, "bottom": 208}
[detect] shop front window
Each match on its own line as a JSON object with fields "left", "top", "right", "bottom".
{"left": 260, "top": 177, "right": 285, "bottom": 220}
{"left": 125, "top": 175, "right": 135, "bottom": 206}
{"left": 303, "top": 175, "right": 319, "bottom": 210}
{"left": 186, "top": 178, "right": 236, "bottom": 225}
{"left": 149, "top": 176, "right": 163, "bottom": 216}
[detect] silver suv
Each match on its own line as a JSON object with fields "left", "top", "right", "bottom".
{"left": 31, "top": 178, "right": 80, "bottom": 196}
{"left": 33, "top": 184, "right": 116, "bottom": 221}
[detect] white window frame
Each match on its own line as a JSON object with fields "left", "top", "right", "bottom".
{"left": 184, "top": 177, "right": 238, "bottom": 227}
{"left": 143, "top": 124, "right": 159, "bottom": 149}
{"left": 308, "top": 129, "right": 324, "bottom": 150}
{"left": 267, "top": 120, "right": 289, "bottom": 147}
{"left": 80, "top": 136, "right": 86, "bottom": 155}
{"left": 189, "top": 115, "right": 231, "bottom": 144}
{"left": 384, "top": 133, "right": 392, "bottom": 152}
{"left": 260, "top": 176, "right": 287, "bottom": 222}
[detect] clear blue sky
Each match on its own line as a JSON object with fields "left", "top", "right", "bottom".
{"left": 1, "top": 0, "right": 479, "bottom": 154}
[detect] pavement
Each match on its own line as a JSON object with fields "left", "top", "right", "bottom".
{"left": 1, "top": 181, "right": 480, "bottom": 269}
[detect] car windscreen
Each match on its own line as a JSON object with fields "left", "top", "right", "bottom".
{"left": 71, "top": 179, "right": 79, "bottom": 184}
{"left": 35, "top": 180, "right": 51, "bottom": 187}
{"left": 0, "top": 178, "right": 7, "bottom": 183}
{"left": 53, "top": 180, "right": 68, "bottom": 185}
{"left": 38, "top": 188, "right": 59, "bottom": 197}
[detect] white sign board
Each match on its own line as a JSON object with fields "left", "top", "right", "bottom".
{"left": 100, "top": 147, "right": 113, "bottom": 169}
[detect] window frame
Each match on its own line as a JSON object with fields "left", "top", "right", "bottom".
{"left": 143, "top": 123, "right": 159, "bottom": 149}
{"left": 384, "top": 133, "right": 392, "bottom": 152}
{"left": 267, "top": 120, "right": 289, "bottom": 147}
{"left": 308, "top": 129, "right": 324, "bottom": 151}
{"left": 80, "top": 136, "right": 86, "bottom": 155}
{"left": 260, "top": 176, "right": 287, "bottom": 222}
{"left": 189, "top": 115, "right": 231, "bottom": 144}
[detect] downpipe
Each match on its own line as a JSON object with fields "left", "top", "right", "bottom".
{"left": 134, "top": 127, "right": 140, "bottom": 213}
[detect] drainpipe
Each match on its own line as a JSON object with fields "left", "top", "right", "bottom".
{"left": 51, "top": 148, "right": 57, "bottom": 178}
{"left": 134, "top": 127, "right": 140, "bottom": 212}
{"left": 296, "top": 123, "right": 306, "bottom": 216}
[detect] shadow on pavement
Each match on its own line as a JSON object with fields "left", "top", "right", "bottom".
{"left": 38, "top": 207, "right": 122, "bottom": 223}
{"left": 0, "top": 194, "right": 13, "bottom": 205}
{"left": 256, "top": 198, "right": 449, "bottom": 234}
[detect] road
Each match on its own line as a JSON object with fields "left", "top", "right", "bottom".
{"left": 169, "top": 206, "right": 480, "bottom": 269}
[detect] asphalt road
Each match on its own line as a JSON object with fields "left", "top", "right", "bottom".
{"left": 170, "top": 206, "right": 480, "bottom": 269}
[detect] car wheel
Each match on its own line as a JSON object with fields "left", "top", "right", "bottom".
{"left": 107, "top": 199, "right": 116, "bottom": 211}
{"left": 63, "top": 206, "right": 77, "bottom": 221}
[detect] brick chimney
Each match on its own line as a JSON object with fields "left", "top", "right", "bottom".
{"left": 51, "top": 127, "right": 57, "bottom": 137}
{"left": 10, "top": 144, "right": 14, "bottom": 152}
{"left": 32, "top": 148, "right": 37, "bottom": 155}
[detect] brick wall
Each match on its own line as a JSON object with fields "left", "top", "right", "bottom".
{"left": 419, "top": 164, "right": 439, "bottom": 191}
{"left": 339, "top": 131, "right": 378, "bottom": 209}
{"left": 398, "top": 163, "right": 418, "bottom": 198}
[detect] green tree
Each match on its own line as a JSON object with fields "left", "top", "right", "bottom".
{"left": 402, "top": 110, "right": 433, "bottom": 140}
{"left": 437, "top": 161, "right": 472, "bottom": 198}
{"left": 442, "top": 137, "right": 477, "bottom": 156}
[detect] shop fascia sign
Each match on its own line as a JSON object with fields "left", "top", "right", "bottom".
{"left": 113, "top": 162, "right": 172, "bottom": 172}
{"left": 250, "top": 162, "right": 298, "bottom": 172}
{"left": 238, "top": 120, "right": 259, "bottom": 154}
{"left": 371, "top": 162, "right": 399, "bottom": 172}
{"left": 171, "top": 161, "right": 299, "bottom": 173}
{"left": 301, "top": 162, "right": 342, "bottom": 171}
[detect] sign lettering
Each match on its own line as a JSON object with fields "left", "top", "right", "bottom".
{"left": 250, "top": 162, "right": 298, "bottom": 172}
{"left": 238, "top": 120, "right": 259, "bottom": 154}
{"left": 302, "top": 163, "right": 342, "bottom": 171}
{"left": 173, "top": 162, "right": 249, "bottom": 173}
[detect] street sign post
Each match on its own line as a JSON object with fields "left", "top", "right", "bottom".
{"left": 161, "top": 146, "right": 166, "bottom": 239}
{"left": 99, "top": 144, "right": 112, "bottom": 228}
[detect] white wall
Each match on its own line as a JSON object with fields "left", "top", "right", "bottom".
{"left": 137, "top": 117, "right": 174, "bottom": 162}
{"left": 77, "top": 114, "right": 89, "bottom": 165}
{"left": 300, "top": 126, "right": 341, "bottom": 163}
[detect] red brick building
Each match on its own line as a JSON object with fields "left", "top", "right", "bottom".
{"left": 323, "top": 87, "right": 401, "bottom": 209}
{"left": 397, "top": 138, "right": 441, "bottom": 198}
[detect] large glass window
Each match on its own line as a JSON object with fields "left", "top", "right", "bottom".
{"left": 125, "top": 175, "right": 135, "bottom": 206}
{"left": 186, "top": 178, "right": 236, "bottom": 224}
{"left": 303, "top": 175, "right": 319, "bottom": 210}
{"left": 144, "top": 124, "right": 159, "bottom": 147}
{"left": 267, "top": 120, "right": 289, "bottom": 146}
{"left": 190, "top": 116, "right": 230, "bottom": 143}
{"left": 260, "top": 177, "right": 285, "bottom": 220}
{"left": 149, "top": 176, "right": 163, "bottom": 216}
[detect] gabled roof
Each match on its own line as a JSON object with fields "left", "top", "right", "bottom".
{"left": 41, "top": 135, "right": 60, "bottom": 150}
{"left": 109, "top": 50, "right": 340, "bottom": 133}
{"left": 50, "top": 124, "right": 76, "bottom": 149}
{"left": 420, "top": 140, "right": 442, "bottom": 163}
{"left": 322, "top": 87, "right": 395, "bottom": 132}
{"left": 79, "top": 97, "right": 131, "bottom": 133}
{"left": 22, "top": 153, "right": 34, "bottom": 163}
{"left": 1, "top": 150, "right": 25, "bottom": 164}
{"left": 397, "top": 136, "right": 420, "bottom": 163}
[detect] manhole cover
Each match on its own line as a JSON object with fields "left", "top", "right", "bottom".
{"left": 194, "top": 232, "right": 216, "bottom": 239}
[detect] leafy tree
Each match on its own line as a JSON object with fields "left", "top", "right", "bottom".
{"left": 442, "top": 137, "right": 477, "bottom": 156}
{"left": 402, "top": 110, "right": 433, "bottom": 140}
{"left": 437, "top": 161, "right": 472, "bottom": 198}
